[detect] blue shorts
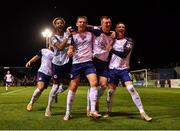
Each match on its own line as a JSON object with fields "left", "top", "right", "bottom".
{"left": 70, "top": 61, "right": 96, "bottom": 80}
{"left": 108, "top": 69, "right": 132, "bottom": 86}
{"left": 52, "top": 62, "right": 71, "bottom": 81}
{"left": 37, "top": 72, "right": 51, "bottom": 88}
{"left": 93, "top": 57, "right": 108, "bottom": 77}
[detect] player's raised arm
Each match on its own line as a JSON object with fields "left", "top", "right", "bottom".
{"left": 25, "top": 55, "right": 40, "bottom": 68}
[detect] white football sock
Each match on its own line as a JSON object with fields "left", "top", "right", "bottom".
{"left": 87, "top": 88, "right": 90, "bottom": 111}
{"left": 46, "top": 84, "right": 59, "bottom": 109}
{"left": 89, "top": 87, "right": 98, "bottom": 112}
{"left": 29, "top": 88, "right": 42, "bottom": 104}
{"left": 126, "top": 85, "right": 144, "bottom": 113}
{"left": 66, "top": 90, "right": 75, "bottom": 114}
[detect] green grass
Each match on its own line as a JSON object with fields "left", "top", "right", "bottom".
{"left": 0, "top": 86, "right": 180, "bottom": 130}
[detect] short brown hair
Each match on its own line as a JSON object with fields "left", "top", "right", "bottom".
{"left": 76, "top": 16, "right": 88, "bottom": 22}
{"left": 100, "top": 16, "right": 110, "bottom": 22}
{"left": 116, "top": 22, "right": 125, "bottom": 28}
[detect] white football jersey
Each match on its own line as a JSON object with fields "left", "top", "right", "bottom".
{"left": 51, "top": 32, "right": 70, "bottom": 66}
{"left": 38, "top": 48, "right": 54, "bottom": 76}
{"left": 93, "top": 33, "right": 114, "bottom": 62}
{"left": 109, "top": 38, "right": 133, "bottom": 70}
{"left": 72, "top": 31, "right": 94, "bottom": 64}
{"left": 5, "top": 74, "right": 13, "bottom": 82}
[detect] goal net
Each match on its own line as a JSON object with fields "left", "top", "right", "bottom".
{"left": 131, "top": 69, "right": 148, "bottom": 87}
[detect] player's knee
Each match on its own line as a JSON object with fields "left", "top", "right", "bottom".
{"left": 37, "top": 87, "right": 44, "bottom": 92}
{"left": 69, "top": 83, "right": 78, "bottom": 92}
{"left": 37, "top": 86, "right": 45, "bottom": 91}
{"left": 126, "top": 84, "right": 136, "bottom": 94}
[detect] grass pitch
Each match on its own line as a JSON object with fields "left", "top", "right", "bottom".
{"left": 0, "top": 86, "right": 180, "bottom": 130}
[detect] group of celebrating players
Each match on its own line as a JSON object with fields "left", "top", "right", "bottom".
{"left": 26, "top": 16, "right": 152, "bottom": 122}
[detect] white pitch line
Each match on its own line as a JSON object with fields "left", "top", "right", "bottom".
{"left": 1, "top": 88, "right": 27, "bottom": 95}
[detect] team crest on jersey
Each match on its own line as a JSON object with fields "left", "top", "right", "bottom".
{"left": 80, "top": 33, "right": 86, "bottom": 40}
{"left": 70, "top": 74, "right": 73, "bottom": 79}
{"left": 38, "top": 77, "right": 42, "bottom": 81}
{"left": 126, "top": 43, "right": 131, "bottom": 48}
{"left": 53, "top": 75, "right": 58, "bottom": 79}
{"left": 107, "top": 77, "right": 110, "bottom": 82}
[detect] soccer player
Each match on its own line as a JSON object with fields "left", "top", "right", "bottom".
{"left": 4, "top": 70, "right": 13, "bottom": 91}
{"left": 63, "top": 16, "right": 101, "bottom": 120}
{"left": 104, "top": 22, "right": 152, "bottom": 122}
{"left": 86, "top": 16, "right": 114, "bottom": 115}
{"left": 26, "top": 43, "right": 54, "bottom": 111}
{"left": 44, "top": 17, "right": 73, "bottom": 117}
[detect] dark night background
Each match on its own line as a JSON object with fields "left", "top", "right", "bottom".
{"left": 0, "top": 0, "right": 179, "bottom": 70}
